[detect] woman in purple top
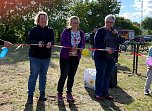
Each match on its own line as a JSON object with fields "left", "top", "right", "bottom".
{"left": 57, "top": 16, "right": 85, "bottom": 102}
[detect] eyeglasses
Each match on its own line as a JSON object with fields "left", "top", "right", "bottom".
{"left": 106, "top": 21, "right": 114, "bottom": 23}
{"left": 72, "top": 22, "right": 79, "bottom": 24}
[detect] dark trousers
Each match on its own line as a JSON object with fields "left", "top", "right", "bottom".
{"left": 57, "top": 56, "right": 79, "bottom": 94}
{"left": 94, "top": 59, "right": 115, "bottom": 96}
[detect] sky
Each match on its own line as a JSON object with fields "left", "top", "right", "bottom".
{"left": 119, "top": 0, "right": 152, "bottom": 23}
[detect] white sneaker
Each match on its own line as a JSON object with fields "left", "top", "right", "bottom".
{"left": 144, "top": 90, "right": 150, "bottom": 95}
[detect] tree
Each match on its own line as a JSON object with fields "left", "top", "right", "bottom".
{"left": 0, "top": 0, "right": 122, "bottom": 42}
{"left": 0, "top": 0, "right": 70, "bottom": 43}
{"left": 69, "top": 0, "right": 120, "bottom": 32}
{"left": 115, "top": 17, "right": 141, "bottom": 36}
{"left": 142, "top": 17, "right": 152, "bottom": 34}
{"left": 0, "top": 0, "right": 37, "bottom": 42}
{"left": 133, "top": 22, "right": 140, "bottom": 27}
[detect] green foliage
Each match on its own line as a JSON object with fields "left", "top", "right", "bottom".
{"left": 115, "top": 17, "right": 133, "bottom": 29}
{"left": 131, "top": 24, "right": 142, "bottom": 36}
{"left": 142, "top": 17, "right": 152, "bottom": 30}
{"left": 69, "top": 0, "right": 120, "bottom": 32}
{"left": 142, "top": 17, "right": 152, "bottom": 34}
{"left": 0, "top": 0, "right": 67, "bottom": 43}
{"left": 133, "top": 22, "right": 140, "bottom": 27}
{"left": 0, "top": 30, "right": 16, "bottom": 43}
{"left": 115, "top": 17, "right": 141, "bottom": 36}
{"left": 1, "top": 0, "right": 140, "bottom": 43}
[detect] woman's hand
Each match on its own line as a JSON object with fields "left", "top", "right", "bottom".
{"left": 113, "top": 29, "right": 118, "bottom": 34}
{"left": 46, "top": 42, "right": 52, "bottom": 48}
{"left": 38, "top": 41, "right": 44, "bottom": 48}
{"left": 70, "top": 46, "right": 77, "bottom": 51}
{"left": 79, "top": 49, "right": 82, "bottom": 53}
{"left": 106, "top": 47, "right": 114, "bottom": 54}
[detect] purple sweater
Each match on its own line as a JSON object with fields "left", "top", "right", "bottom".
{"left": 60, "top": 28, "right": 85, "bottom": 60}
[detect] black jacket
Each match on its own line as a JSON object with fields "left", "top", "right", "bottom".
{"left": 89, "top": 32, "right": 95, "bottom": 46}
{"left": 94, "top": 27, "right": 124, "bottom": 61}
{"left": 28, "top": 25, "right": 55, "bottom": 59}
{"left": 0, "top": 39, "right": 4, "bottom": 45}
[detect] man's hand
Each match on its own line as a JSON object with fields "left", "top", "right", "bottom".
{"left": 38, "top": 41, "right": 44, "bottom": 48}
{"left": 46, "top": 42, "right": 52, "bottom": 48}
{"left": 4, "top": 41, "right": 13, "bottom": 48}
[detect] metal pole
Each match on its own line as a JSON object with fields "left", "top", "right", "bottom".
{"left": 133, "top": 44, "right": 136, "bottom": 74}
{"left": 140, "top": 1, "right": 143, "bottom": 35}
{"left": 135, "top": 44, "right": 139, "bottom": 74}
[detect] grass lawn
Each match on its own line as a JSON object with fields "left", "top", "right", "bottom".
{"left": 0, "top": 44, "right": 152, "bottom": 111}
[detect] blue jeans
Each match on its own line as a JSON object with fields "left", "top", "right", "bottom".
{"left": 94, "top": 59, "right": 115, "bottom": 96}
{"left": 28, "top": 57, "right": 50, "bottom": 96}
{"left": 144, "top": 69, "right": 152, "bottom": 91}
{"left": 90, "top": 45, "right": 94, "bottom": 60}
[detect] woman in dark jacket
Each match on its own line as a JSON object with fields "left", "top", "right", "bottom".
{"left": 94, "top": 14, "right": 123, "bottom": 101}
{"left": 27, "top": 12, "right": 54, "bottom": 104}
{"left": 57, "top": 16, "right": 85, "bottom": 102}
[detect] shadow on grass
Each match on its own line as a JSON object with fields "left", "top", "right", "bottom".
{"left": 48, "top": 95, "right": 67, "bottom": 111}
{"left": 109, "top": 86, "right": 134, "bottom": 104}
{"left": 117, "top": 63, "right": 132, "bottom": 74}
{"left": 58, "top": 101, "right": 66, "bottom": 111}
{"left": 146, "top": 94, "right": 152, "bottom": 98}
{"left": 36, "top": 101, "right": 45, "bottom": 111}
{"left": 57, "top": 98, "right": 78, "bottom": 111}
{"left": 24, "top": 101, "right": 46, "bottom": 111}
{"left": 68, "top": 101, "right": 78, "bottom": 111}
{"left": 24, "top": 102, "right": 33, "bottom": 111}
{"left": 85, "top": 86, "right": 134, "bottom": 111}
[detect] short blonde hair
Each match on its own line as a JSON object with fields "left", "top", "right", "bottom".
{"left": 34, "top": 11, "right": 48, "bottom": 25}
{"left": 67, "top": 16, "right": 80, "bottom": 28}
{"left": 105, "top": 14, "right": 116, "bottom": 23}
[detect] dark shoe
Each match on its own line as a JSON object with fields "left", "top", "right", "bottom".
{"left": 57, "top": 93, "right": 64, "bottom": 102}
{"left": 38, "top": 96, "right": 47, "bottom": 101}
{"left": 66, "top": 93, "right": 75, "bottom": 102}
{"left": 27, "top": 95, "right": 33, "bottom": 104}
{"left": 39, "top": 92, "right": 47, "bottom": 101}
{"left": 105, "top": 95, "right": 114, "bottom": 101}
{"left": 94, "top": 95, "right": 104, "bottom": 101}
{"left": 144, "top": 90, "right": 150, "bottom": 95}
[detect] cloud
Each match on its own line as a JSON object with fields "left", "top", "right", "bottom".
{"left": 120, "top": 12, "right": 141, "bottom": 21}
{"left": 132, "top": 0, "right": 152, "bottom": 17}
{"left": 132, "top": 0, "right": 142, "bottom": 11}
{"left": 119, "top": 0, "right": 152, "bottom": 22}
